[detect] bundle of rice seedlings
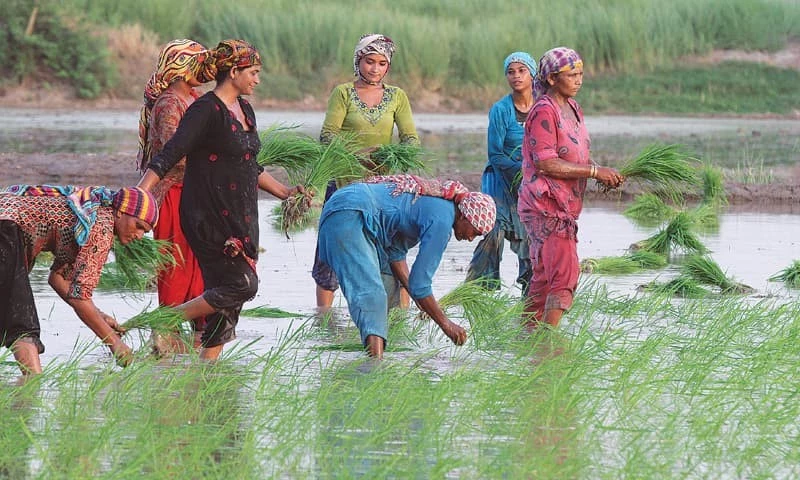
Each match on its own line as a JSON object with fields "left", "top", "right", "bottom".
{"left": 280, "top": 132, "right": 367, "bottom": 233}
{"left": 627, "top": 250, "right": 668, "bottom": 269}
{"left": 438, "top": 280, "right": 520, "bottom": 327}
{"left": 701, "top": 163, "right": 728, "bottom": 207}
{"left": 240, "top": 306, "right": 303, "bottom": 318}
{"left": 369, "top": 143, "right": 427, "bottom": 174}
{"left": 686, "top": 202, "right": 720, "bottom": 233}
{"left": 680, "top": 255, "right": 754, "bottom": 294}
{"left": 99, "top": 238, "right": 177, "bottom": 292}
{"left": 633, "top": 211, "right": 708, "bottom": 256}
{"left": 623, "top": 193, "right": 677, "bottom": 227}
{"left": 768, "top": 260, "right": 800, "bottom": 288}
{"left": 580, "top": 256, "right": 640, "bottom": 274}
{"left": 639, "top": 276, "right": 710, "bottom": 298}
{"left": 614, "top": 144, "right": 700, "bottom": 201}
{"left": 271, "top": 202, "right": 321, "bottom": 232}
{"left": 121, "top": 306, "right": 185, "bottom": 334}
{"left": 256, "top": 124, "right": 321, "bottom": 170}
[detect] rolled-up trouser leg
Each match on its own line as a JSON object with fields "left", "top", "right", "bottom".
{"left": 318, "top": 211, "right": 388, "bottom": 345}
{"left": 197, "top": 255, "right": 259, "bottom": 348}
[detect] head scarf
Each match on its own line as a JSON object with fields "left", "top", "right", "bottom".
{"left": 533, "top": 47, "right": 583, "bottom": 99}
{"left": 503, "top": 51, "right": 537, "bottom": 79}
{"left": 208, "top": 39, "right": 262, "bottom": 77}
{"left": 137, "top": 39, "right": 212, "bottom": 172}
{"left": 5, "top": 185, "right": 158, "bottom": 245}
{"left": 365, "top": 174, "right": 496, "bottom": 235}
{"left": 353, "top": 34, "right": 396, "bottom": 84}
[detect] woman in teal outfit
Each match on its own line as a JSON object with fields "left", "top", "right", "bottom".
{"left": 314, "top": 33, "right": 420, "bottom": 309}
{"left": 317, "top": 174, "right": 496, "bottom": 359}
{"left": 466, "top": 51, "right": 536, "bottom": 293}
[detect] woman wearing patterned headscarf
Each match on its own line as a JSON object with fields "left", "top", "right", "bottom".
{"left": 317, "top": 174, "right": 496, "bottom": 359}
{"left": 137, "top": 39, "right": 214, "bottom": 354}
{"left": 518, "top": 47, "right": 624, "bottom": 329}
{"left": 0, "top": 185, "right": 158, "bottom": 375}
{"left": 314, "top": 33, "right": 420, "bottom": 309}
{"left": 138, "top": 39, "right": 310, "bottom": 361}
{"left": 466, "top": 51, "right": 537, "bottom": 295}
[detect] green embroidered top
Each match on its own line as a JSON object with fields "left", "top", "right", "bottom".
{"left": 319, "top": 82, "right": 419, "bottom": 149}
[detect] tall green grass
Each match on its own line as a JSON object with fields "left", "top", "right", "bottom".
{"left": 50, "top": 0, "right": 800, "bottom": 103}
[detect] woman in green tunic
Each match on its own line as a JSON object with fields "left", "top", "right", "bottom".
{"left": 313, "top": 33, "right": 420, "bottom": 309}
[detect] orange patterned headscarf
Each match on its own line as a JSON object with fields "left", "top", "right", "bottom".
{"left": 137, "top": 39, "right": 213, "bottom": 172}
{"left": 208, "top": 39, "right": 262, "bottom": 76}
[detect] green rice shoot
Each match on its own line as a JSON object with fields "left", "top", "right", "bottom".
{"left": 768, "top": 260, "right": 800, "bottom": 288}
{"left": 623, "top": 193, "right": 677, "bottom": 226}
{"left": 120, "top": 305, "right": 185, "bottom": 333}
{"left": 369, "top": 143, "right": 427, "bottom": 174}
{"left": 634, "top": 211, "right": 708, "bottom": 256}
{"left": 617, "top": 143, "right": 700, "bottom": 201}
{"left": 701, "top": 163, "right": 728, "bottom": 207}
{"left": 257, "top": 124, "right": 321, "bottom": 169}
{"left": 582, "top": 250, "right": 668, "bottom": 274}
{"left": 639, "top": 276, "right": 710, "bottom": 298}
{"left": 241, "top": 306, "right": 304, "bottom": 318}
{"left": 680, "top": 255, "right": 753, "bottom": 294}
{"left": 99, "top": 238, "right": 177, "bottom": 292}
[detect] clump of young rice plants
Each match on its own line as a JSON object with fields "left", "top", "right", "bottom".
{"left": 613, "top": 144, "right": 700, "bottom": 201}
{"left": 639, "top": 276, "right": 711, "bottom": 298}
{"left": 270, "top": 201, "right": 320, "bottom": 232}
{"left": 768, "top": 260, "right": 800, "bottom": 288}
{"left": 700, "top": 163, "right": 728, "bottom": 207}
{"left": 241, "top": 305, "right": 303, "bottom": 318}
{"left": 98, "top": 238, "right": 177, "bottom": 292}
{"left": 261, "top": 129, "right": 366, "bottom": 235}
{"left": 623, "top": 193, "right": 677, "bottom": 227}
{"left": 257, "top": 124, "right": 322, "bottom": 170}
{"left": 632, "top": 211, "right": 708, "bottom": 256}
{"left": 120, "top": 305, "right": 185, "bottom": 334}
{"left": 369, "top": 143, "right": 427, "bottom": 174}
{"left": 581, "top": 250, "right": 668, "bottom": 274}
{"left": 680, "top": 255, "right": 754, "bottom": 295}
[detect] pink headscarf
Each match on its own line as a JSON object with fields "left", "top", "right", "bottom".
{"left": 533, "top": 47, "right": 584, "bottom": 99}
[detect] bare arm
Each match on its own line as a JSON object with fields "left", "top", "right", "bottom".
{"left": 390, "top": 260, "right": 466, "bottom": 345}
{"left": 48, "top": 269, "right": 132, "bottom": 365}
{"left": 537, "top": 157, "right": 624, "bottom": 188}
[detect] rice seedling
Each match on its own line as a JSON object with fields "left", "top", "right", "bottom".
{"left": 120, "top": 305, "right": 185, "bottom": 334}
{"left": 768, "top": 260, "right": 800, "bottom": 288}
{"left": 99, "top": 237, "right": 177, "bottom": 292}
{"left": 639, "top": 276, "right": 711, "bottom": 299}
{"left": 700, "top": 163, "right": 728, "bottom": 207}
{"left": 685, "top": 202, "right": 720, "bottom": 233}
{"left": 623, "top": 193, "right": 677, "bottom": 227}
{"left": 614, "top": 144, "right": 700, "bottom": 201}
{"left": 628, "top": 250, "right": 669, "bottom": 269}
{"left": 581, "top": 256, "right": 641, "bottom": 274}
{"left": 277, "top": 132, "right": 367, "bottom": 234}
{"left": 680, "top": 255, "right": 754, "bottom": 294}
{"left": 633, "top": 211, "right": 708, "bottom": 256}
{"left": 270, "top": 201, "right": 320, "bottom": 232}
{"left": 240, "top": 305, "right": 303, "bottom": 318}
{"left": 369, "top": 143, "right": 427, "bottom": 174}
{"left": 256, "top": 123, "right": 321, "bottom": 170}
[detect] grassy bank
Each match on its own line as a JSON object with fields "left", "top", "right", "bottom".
{"left": 3, "top": 0, "right": 800, "bottom": 113}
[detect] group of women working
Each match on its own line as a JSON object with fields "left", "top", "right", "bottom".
{"left": 0, "top": 34, "right": 624, "bottom": 375}
{"left": 134, "top": 34, "right": 625, "bottom": 360}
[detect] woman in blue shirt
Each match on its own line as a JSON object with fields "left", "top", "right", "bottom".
{"left": 317, "top": 174, "right": 496, "bottom": 359}
{"left": 466, "top": 52, "right": 536, "bottom": 293}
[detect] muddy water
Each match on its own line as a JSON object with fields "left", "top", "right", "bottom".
{"left": 24, "top": 198, "right": 800, "bottom": 368}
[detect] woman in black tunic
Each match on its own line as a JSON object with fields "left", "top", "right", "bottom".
{"left": 139, "top": 39, "right": 308, "bottom": 360}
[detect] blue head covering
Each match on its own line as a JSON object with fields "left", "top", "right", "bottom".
{"left": 503, "top": 51, "right": 537, "bottom": 78}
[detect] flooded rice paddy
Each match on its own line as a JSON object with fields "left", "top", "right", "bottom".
{"left": 1, "top": 109, "right": 799, "bottom": 478}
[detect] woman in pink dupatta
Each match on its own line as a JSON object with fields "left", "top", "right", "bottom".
{"left": 517, "top": 47, "right": 624, "bottom": 329}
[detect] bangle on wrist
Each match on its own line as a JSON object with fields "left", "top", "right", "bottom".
{"left": 589, "top": 165, "right": 597, "bottom": 178}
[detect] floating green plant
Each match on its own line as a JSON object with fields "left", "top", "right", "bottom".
{"left": 241, "top": 306, "right": 303, "bottom": 318}
{"left": 768, "top": 260, "right": 800, "bottom": 288}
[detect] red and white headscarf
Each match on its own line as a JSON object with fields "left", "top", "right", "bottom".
{"left": 365, "top": 174, "right": 496, "bottom": 234}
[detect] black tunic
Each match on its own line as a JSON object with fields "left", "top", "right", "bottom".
{"left": 148, "top": 92, "right": 263, "bottom": 265}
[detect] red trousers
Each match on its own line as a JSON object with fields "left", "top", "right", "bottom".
{"left": 155, "top": 185, "right": 207, "bottom": 332}
{"left": 526, "top": 234, "right": 580, "bottom": 321}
